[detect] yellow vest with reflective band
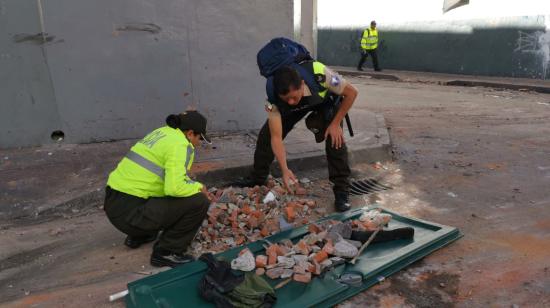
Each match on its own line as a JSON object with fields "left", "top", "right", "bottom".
{"left": 312, "top": 61, "right": 328, "bottom": 98}
{"left": 361, "top": 28, "right": 378, "bottom": 50}
{"left": 107, "top": 126, "right": 203, "bottom": 199}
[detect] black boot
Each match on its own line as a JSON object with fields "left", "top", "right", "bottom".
{"left": 230, "top": 176, "right": 266, "bottom": 188}
{"left": 150, "top": 244, "right": 194, "bottom": 268}
{"left": 124, "top": 234, "right": 157, "bottom": 249}
{"left": 334, "top": 191, "right": 351, "bottom": 212}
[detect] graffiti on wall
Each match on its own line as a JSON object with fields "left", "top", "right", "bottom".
{"left": 515, "top": 30, "right": 550, "bottom": 79}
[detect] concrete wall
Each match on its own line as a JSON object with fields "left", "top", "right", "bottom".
{"left": 317, "top": 0, "right": 550, "bottom": 79}
{"left": 0, "top": 0, "right": 293, "bottom": 148}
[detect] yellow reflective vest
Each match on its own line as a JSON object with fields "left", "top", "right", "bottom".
{"left": 360, "top": 28, "right": 378, "bottom": 50}
{"left": 107, "top": 126, "right": 203, "bottom": 199}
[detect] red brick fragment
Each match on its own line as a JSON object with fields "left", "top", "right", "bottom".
{"left": 235, "top": 236, "right": 245, "bottom": 245}
{"left": 305, "top": 200, "right": 316, "bottom": 208}
{"left": 294, "top": 272, "right": 312, "bottom": 283}
{"left": 308, "top": 224, "right": 321, "bottom": 234}
{"left": 247, "top": 216, "right": 259, "bottom": 229}
{"left": 242, "top": 205, "right": 252, "bottom": 215}
{"left": 256, "top": 268, "right": 265, "bottom": 276}
{"left": 322, "top": 239, "right": 334, "bottom": 255}
{"left": 251, "top": 210, "right": 265, "bottom": 221}
{"left": 260, "top": 227, "right": 269, "bottom": 237}
{"left": 295, "top": 186, "right": 307, "bottom": 196}
{"left": 266, "top": 245, "right": 280, "bottom": 265}
{"left": 295, "top": 240, "right": 310, "bottom": 255}
{"left": 285, "top": 206, "right": 296, "bottom": 222}
{"left": 256, "top": 255, "right": 268, "bottom": 268}
{"left": 313, "top": 251, "right": 328, "bottom": 263}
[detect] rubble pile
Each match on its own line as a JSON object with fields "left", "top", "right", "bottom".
{"left": 230, "top": 210, "right": 393, "bottom": 284}
{"left": 191, "top": 178, "right": 327, "bottom": 255}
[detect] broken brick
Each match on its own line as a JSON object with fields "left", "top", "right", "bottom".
{"left": 293, "top": 262, "right": 309, "bottom": 275}
{"left": 281, "top": 268, "right": 293, "bottom": 279}
{"left": 312, "top": 251, "right": 328, "bottom": 263}
{"left": 295, "top": 186, "right": 307, "bottom": 196}
{"left": 305, "top": 200, "right": 316, "bottom": 208}
{"left": 294, "top": 272, "right": 312, "bottom": 283}
{"left": 308, "top": 224, "right": 321, "bottom": 234}
{"left": 251, "top": 210, "right": 265, "bottom": 221}
{"left": 235, "top": 236, "right": 245, "bottom": 245}
{"left": 266, "top": 267, "right": 284, "bottom": 279}
{"left": 267, "top": 245, "right": 280, "bottom": 265}
{"left": 322, "top": 239, "right": 334, "bottom": 255}
{"left": 256, "top": 268, "right": 265, "bottom": 276}
{"left": 279, "top": 239, "right": 293, "bottom": 249}
{"left": 260, "top": 227, "right": 269, "bottom": 237}
{"left": 294, "top": 240, "right": 310, "bottom": 255}
{"left": 247, "top": 216, "right": 259, "bottom": 229}
{"left": 256, "top": 255, "right": 268, "bottom": 268}
{"left": 273, "top": 185, "right": 286, "bottom": 195}
{"left": 284, "top": 206, "right": 296, "bottom": 222}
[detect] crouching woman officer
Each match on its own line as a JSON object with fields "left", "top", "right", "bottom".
{"left": 104, "top": 111, "right": 211, "bottom": 268}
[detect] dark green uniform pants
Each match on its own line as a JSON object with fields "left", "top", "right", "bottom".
{"left": 104, "top": 186, "right": 209, "bottom": 254}
{"left": 251, "top": 108, "right": 351, "bottom": 193}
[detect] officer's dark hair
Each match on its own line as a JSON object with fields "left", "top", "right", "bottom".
{"left": 166, "top": 114, "right": 182, "bottom": 129}
{"left": 166, "top": 113, "right": 200, "bottom": 136}
{"left": 273, "top": 66, "right": 303, "bottom": 96}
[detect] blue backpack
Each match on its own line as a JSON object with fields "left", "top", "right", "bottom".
{"left": 257, "top": 38, "right": 322, "bottom": 105}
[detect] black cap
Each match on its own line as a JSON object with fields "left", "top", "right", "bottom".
{"left": 166, "top": 111, "right": 210, "bottom": 143}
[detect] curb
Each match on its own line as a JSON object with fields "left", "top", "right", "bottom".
{"left": 338, "top": 70, "right": 400, "bottom": 81}
{"left": 445, "top": 80, "right": 550, "bottom": 94}
{"left": 337, "top": 68, "right": 550, "bottom": 94}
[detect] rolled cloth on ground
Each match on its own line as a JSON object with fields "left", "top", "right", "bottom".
{"left": 350, "top": 227, "right": 415, "bottom": 244}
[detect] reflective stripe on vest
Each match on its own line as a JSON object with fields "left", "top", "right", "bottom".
{"left": 184, "top": 144, "right": 193, "bottom": 171}
{"left": 125, "top": 150, "right": 165, "bottom": 179}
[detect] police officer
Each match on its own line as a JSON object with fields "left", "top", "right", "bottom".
{"left": 249, "top": 61, "right": 358, "bottom": 212}
{"left": 357, "top": 20, "right": 381, "bottom": 72}
{"left": 104, "top": 111, "right": 211, "bottom": 268}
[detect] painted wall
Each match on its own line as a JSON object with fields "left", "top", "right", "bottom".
{"left": 317, "top": 0, "right": 550, "bottom": 79}
{"left": 0, "top": 0, "right": 293, "bottom": 148}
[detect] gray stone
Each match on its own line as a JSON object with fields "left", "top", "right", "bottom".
{"left": 345, "top": 239, "right": 363, "bottom": 248}
{"left": 333, "top": 240, "right": 359, "bottom": 258}
{"left": 281, "top": 268, "right": 294, "bottom": 279}
{"left": 329, "top": 221, "right": 353, "bottom": 239}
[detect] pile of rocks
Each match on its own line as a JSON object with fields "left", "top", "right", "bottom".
{"left": 190, "top": 179, "right": 327, "bottom": 255}
{"left": 230, "top": 210, "right": 393, "bottom": 284}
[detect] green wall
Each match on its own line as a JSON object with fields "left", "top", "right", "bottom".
{"left": 318, "top": 20, "right": 549, "bottom": 79}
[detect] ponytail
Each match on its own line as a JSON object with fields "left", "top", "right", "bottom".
{"left": 165, "top": 114, "right": 181, "bottom": 129}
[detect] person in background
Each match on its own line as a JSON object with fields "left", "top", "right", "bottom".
{"left": 357, "top": 20, "right": 382, "bottom": 72}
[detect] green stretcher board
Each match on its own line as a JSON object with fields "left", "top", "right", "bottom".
{"left": 125, "top": 207, "right": 462, "bottom": 308}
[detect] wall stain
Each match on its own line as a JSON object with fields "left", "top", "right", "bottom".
{"left": 13, "top": 33, "right": 55, "bottom": 45}
{"left": 115, "top": 23, "right": 161, "bottom": 34}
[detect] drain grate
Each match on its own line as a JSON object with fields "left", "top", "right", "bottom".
{"left": 350, "top": 178, "right": 392, "bottom": 196}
